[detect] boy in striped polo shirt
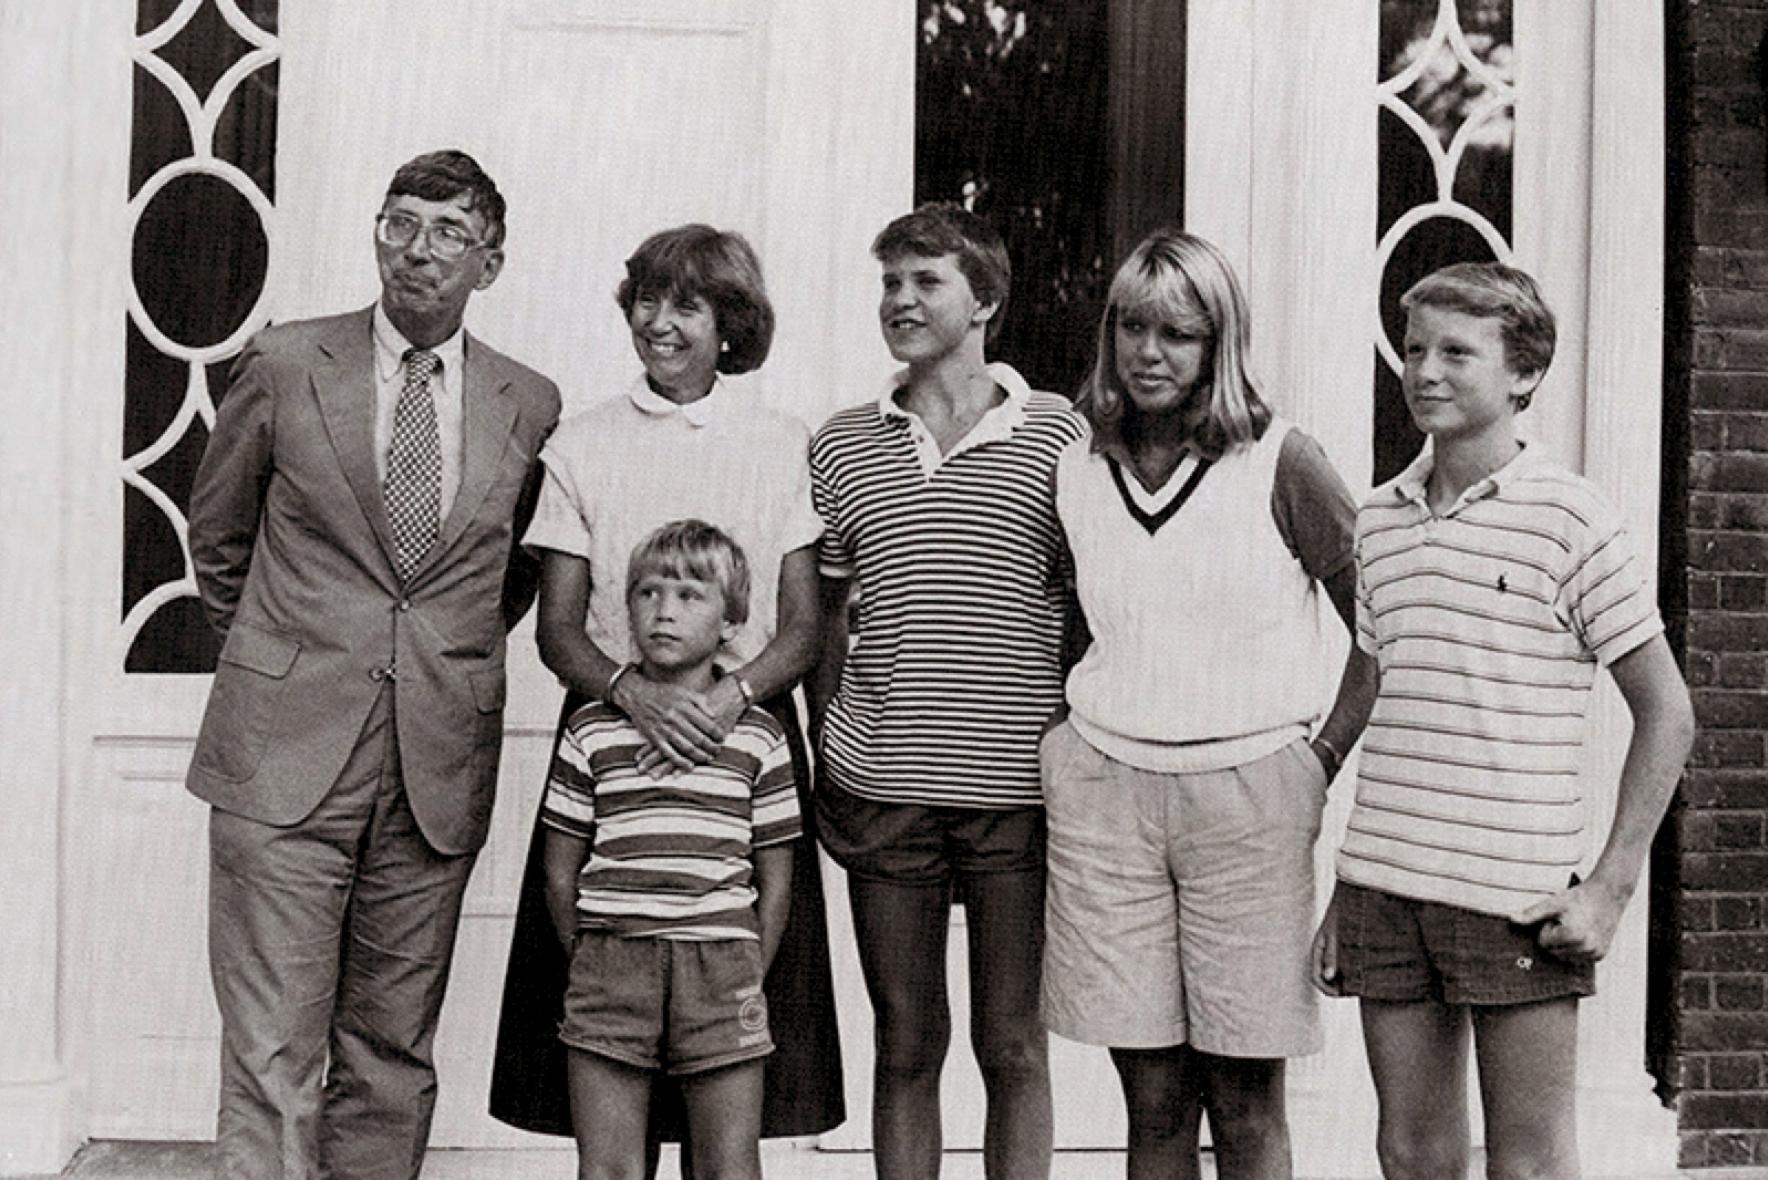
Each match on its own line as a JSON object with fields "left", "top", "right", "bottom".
{"left": 541, "top": 520, "right": 799, "bottom": 1180}
{"left": 1311, "top": 263, "right": 1695, "bottom": 1179}
{"left": 809, "top": 203, "right": 1086, "bottom": 1179}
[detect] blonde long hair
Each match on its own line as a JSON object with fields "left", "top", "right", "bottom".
{"left": 1076, "top": 229, "right": 1270, "bottom": 459}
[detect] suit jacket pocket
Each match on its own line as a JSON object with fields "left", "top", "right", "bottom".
{"left": 193, "top": 621, "right": 301, "bottom": 782}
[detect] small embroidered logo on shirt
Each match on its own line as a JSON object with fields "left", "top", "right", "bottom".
{"left": 1496, "top": 573, "right": 1508, "bottom": 593}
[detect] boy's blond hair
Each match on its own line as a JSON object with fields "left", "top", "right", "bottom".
{"left": 625, "top": 519, "right": 752, "bottom": 625}
{"left": 1401, "top": 262, "right": 1557, "bottom": 409}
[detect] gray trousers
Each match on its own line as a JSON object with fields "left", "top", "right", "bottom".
{"left": 207, "top": 685, "right": 478, "bottom": 1180}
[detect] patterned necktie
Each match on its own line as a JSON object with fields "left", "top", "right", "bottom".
{"left": 385, "top": 348, "right": 442, "bottom": 579}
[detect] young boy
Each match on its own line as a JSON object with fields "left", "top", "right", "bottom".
{"left": 542, "top": 520, "right": 798, "bottom": 1180}
{"left": 1311, "top": 262, "right": 1695, "bottom": 1179}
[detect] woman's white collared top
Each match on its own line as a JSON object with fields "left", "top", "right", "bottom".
{"left": 522, "top": 374, "right": 823, "bottom": 666}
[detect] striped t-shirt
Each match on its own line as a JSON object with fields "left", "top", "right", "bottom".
{"left": 1337, "top": 444, "right": 1663, "bottom": 919}
{"left": 810, "top": 363, "right": 1087, "bottom": 808}
{"left": 542, "top": 703, "right": 800, "bottom": 940}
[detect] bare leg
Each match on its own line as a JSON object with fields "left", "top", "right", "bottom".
{"left": 567, "top": 1050, "right": 654, "bottom": 1180}
{"left": 1472, "top": 998, "right": 1580, "bottom": 1180}
{"left": 1195, "top": 1052, "right": 1291, "bottom": 1180}
{"left": 849, "top": 878, "right": 953, "bottom": 1180}
{"left": 1109, "top": 1046, "right": 1205, "bottom": 1180}
{"left": 965, "top": 869, "right": 1054, "bottom": 1180}
{"left": 1359, "top": 999, "right": 1472, "bottom": 1180}
{"left": 680, "top": 1060, "right": 766, "bottom": 1180}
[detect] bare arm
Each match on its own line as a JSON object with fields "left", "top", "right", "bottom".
{"left": 542, "top": 828, "right": 589, "bottom": 954}
{"left": 751, "top": 843, "right": 796, "bottom": 970}
{"left": 1310, "top": 562, "right": 1381, "bottom": 781}
{"left": 500, "top": 423, "right": 555, "bottom": 632}
{"left": 534, "top": 549, "right": 622, "bottom": 697}
{"left": 1516, "top": 634, "right": 1695, "bottom": 960}
{"left": 804, "top": 574, "right": 853, "bottom": 744}
{"left": 700, "top": 544, "right": 822, "bottom": 734}
{"left": 1309, "top": 562, "right": 1380, "bottom": 997}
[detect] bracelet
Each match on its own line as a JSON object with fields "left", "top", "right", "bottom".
{"left": 1312, "top": 734, "right": 1346, "bottom": 781}
{"left": 732, "top": 673, "right": 756, "bottom": 708}
{"left": 604, "top": 662, "right": 636, "bottom": 705}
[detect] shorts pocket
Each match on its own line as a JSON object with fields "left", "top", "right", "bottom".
{"left": 1039, "top": 718, "right": 1073, "bottom": 778}
{"left": 1040, "top": 719, "right": 1102, "bottom": 817}
{"left": 1294, "top": 739, "right": 1330, "bottom": 795}
{"left": 1285, "top": 739, "right": 1330, "bottom": 835}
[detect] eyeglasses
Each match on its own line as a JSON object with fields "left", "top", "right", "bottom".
{"left": 374, "top": 211, "right": 488, "bottom": 261}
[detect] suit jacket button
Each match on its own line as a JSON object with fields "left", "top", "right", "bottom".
{"left": 369, "top": 667, "right": 385, "bottom": 682}
{"left": 398, "top": 599, "right": 412, "bottom": 612}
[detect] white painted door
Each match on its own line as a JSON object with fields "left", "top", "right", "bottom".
{"left": 72, "top": 0, "right": 913, "bottom": 1149}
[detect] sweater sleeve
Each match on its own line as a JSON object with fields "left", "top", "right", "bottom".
{"left": 1269, "top": 427, "right": 1356, "bottom": 581}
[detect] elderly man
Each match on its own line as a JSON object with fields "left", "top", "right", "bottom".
{"left": 187, "top": 149, "right": 560, "bottom": 1180}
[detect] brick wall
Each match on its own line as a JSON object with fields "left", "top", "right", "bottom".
{"left": 1667, "top": 0, "right": 1768, "bottom": 1169}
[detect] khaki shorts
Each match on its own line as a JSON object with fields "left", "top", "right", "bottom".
{"left": 1040, "top": 722, "right": 1327, "bottom": 1057}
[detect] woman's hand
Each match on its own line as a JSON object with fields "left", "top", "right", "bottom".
{"left": 614, "top": 671, "right": 729, "bottom": 772}
{"left": 703, "top": 675, "right": 749, "bottom": 734}
{"left": 1310, "top": 886, "right": 1345, "bottom": 997}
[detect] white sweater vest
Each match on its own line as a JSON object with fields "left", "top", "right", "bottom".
{"left": 1057, "top": 420, "right": 1328, "bottom": 772}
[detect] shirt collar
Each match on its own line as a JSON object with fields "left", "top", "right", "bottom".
{"left": 626, "top": 373, "right": 725, "bottom": 428}
{"left": 373, "top": 304, "right": 466, "bottom": 384}
{"left": 877, "top": 361, "right": 1032, "bottom": 427}
{"left": 1392, "top": 438, "right": 1539, "bottom": 509}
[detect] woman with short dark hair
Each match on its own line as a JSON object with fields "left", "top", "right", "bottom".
{"left": 489, "top": 223, "right": 843, "bottom": 1174}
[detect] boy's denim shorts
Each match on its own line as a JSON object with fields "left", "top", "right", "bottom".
{"left": 1334, "top": 881, "right": 1597, "bottom": 1006}
{"left": 559, "top": 929, "right": 773, "bottom": 1076}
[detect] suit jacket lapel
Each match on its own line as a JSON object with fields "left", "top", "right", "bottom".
{"left": 312, "top": 307, "right": 403, "bottom": 575}
{"left": 426, "top": 332, "right": 516, "bottom": 572}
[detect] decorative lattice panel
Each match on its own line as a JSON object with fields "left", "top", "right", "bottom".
{"left": 124, "top": 0, "right": 279, "bottom": 672}
{"left": 1373, "top": 0, "right": 1514, "bottom": 481}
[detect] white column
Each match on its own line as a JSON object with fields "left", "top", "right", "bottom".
{"left": 0, "top": 6, "right": 81, "bottom": 1172}
{"left": 1574, "top": 2, "right": 1679, "bottom": 1175}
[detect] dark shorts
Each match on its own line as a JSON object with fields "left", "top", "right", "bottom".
{"left": 1334, "top": 881, "right": 1597, "bottom": 1006}
{"left": 815, "top": 778, "right": 1046, "bottom": 890}
{"left": 559, "top": 930, "right": 773, "bottom": 1076}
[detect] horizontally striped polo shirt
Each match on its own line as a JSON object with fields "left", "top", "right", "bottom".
{"left": 1337, "top": 443, "right": 1663, "bottom": 919}
{"left": 810, "top": 363, "right": 1087, "bottom": 808}
{"left": 543, "top": 703, "right": 800, "bottom": 940}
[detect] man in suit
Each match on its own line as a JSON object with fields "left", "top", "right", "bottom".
{"left": 187, "top": 149, "right": 562, "bottom": 1180}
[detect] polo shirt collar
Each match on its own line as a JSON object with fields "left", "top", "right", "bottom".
{"left": 627, "top": 373, "right": 725, "bottom": 428}
{"left": 877, "top": 361, "right": 1032, "bottom": 438}
{"left": 1392, "top": 438, "right": 1539, "bottom": 512}
{"left": 372, "top": 303, "right": 465, "bottom": 383}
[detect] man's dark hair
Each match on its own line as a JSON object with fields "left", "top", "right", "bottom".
{"left": 386, "top": 150, "right": 507, "bottom": 248}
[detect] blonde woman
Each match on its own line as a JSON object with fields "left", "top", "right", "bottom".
{"left": 1041, "top": 228, "right": 1376, "bottom": 1179}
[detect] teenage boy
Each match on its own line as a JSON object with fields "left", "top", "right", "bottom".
{"left": 1311, "top": 262, "right": 1695, "bottom": 1180}
{"left": 808, "top": 202, "right": 1087, "bottom": 1180}
{"left": 542, "top": 520, "right": 798, "bottom": 1180}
